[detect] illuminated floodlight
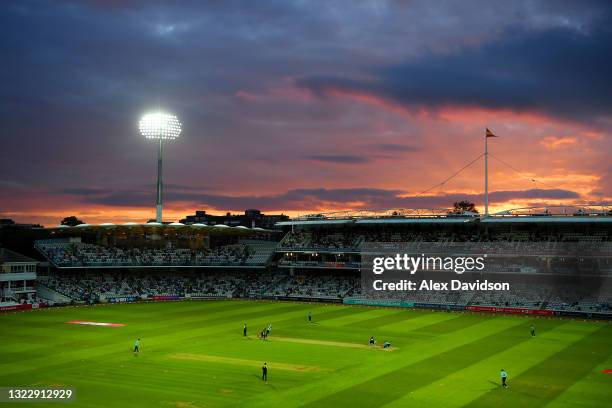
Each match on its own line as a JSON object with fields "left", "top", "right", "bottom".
{"left": 139, "top": 112, "right": 182, "bottom": 140}
{"left": 140, "top": 111, "right": 182, "bottom": 223}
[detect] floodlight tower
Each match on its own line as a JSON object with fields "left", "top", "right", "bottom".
{"left": 139, "top": 112, "right": 182, "bottom": 223}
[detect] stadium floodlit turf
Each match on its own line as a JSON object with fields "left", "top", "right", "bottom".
{"left": 1, "top": 300, "right": 610, "bottom": 407}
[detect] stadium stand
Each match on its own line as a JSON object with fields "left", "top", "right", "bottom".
{"left": 36, "top": 269, "right": 612, "bottom": 315}
{"left": 31, "top": 207, "right": 612, "bottom": 317}
{"left": 35, "top": 240, "right": 275, "bottom": 268}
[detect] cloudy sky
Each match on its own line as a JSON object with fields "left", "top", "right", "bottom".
{"left": 1, "top": 0, "right": 611, "bottom": 225}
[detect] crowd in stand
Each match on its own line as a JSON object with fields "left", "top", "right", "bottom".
{"left": 35, "top": 241, "right": 275, "bottom": 267}
{"left": 38, "top": 271, "right": 360, "bottom": 302}
{"left": 38, "top": 271, "right": 258, "bottom": 301}
{"left": 278, "top": 231, "right": 360, "bottom": 250}
{"left": 353, "top": 280, "right": 612, "bottom": 313}
{"left": 278, "top": 231, "right": 310, "bottom": 248}
{"left": 0, "top": 293, "right": 44, "bottom": 306}
{"left": 30, "top": 226, "right": 611, "bottom": 315}
{"left": 278, "top": 228, "right": 612, "bottom": 252}
{"left": 263, "top": 274, "right": 359, "bottom": 299}
{"left": 36, "top": 270, "right": 612, "bottom": 314}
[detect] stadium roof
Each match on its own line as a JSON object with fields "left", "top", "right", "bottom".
{"left": 276, "top": 205, "right": 611, "bottom": 226}
{"left": 0, "top": 248, "right": 38, "bottom": 264}
{"left": 45, "top": 223, "right": 277, "bottom": 236}
{"left": 480, "top": 216, "right": 612, "bottom": 224}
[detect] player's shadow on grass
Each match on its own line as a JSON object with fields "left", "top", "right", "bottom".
{"left": 253, "top": 374, "right": 277, "bottom": 389}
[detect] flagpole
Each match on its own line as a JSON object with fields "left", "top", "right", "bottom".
{"left": 484, "top": 129, "right": 489, "bottom": 216}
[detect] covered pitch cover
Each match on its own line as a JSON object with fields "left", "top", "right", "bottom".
{"left": 0, "top": 1, "right": 610, "bottom": 408}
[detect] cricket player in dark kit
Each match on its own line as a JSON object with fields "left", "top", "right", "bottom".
{"left": 243, "top": 323, "right": 247, "bottom": 337}
{"left": 262, "top": 362, "right": 268, "bottom": 382}
{"left": 530, "top": 325, "right": 536, "bottom": 337}
{"left": 133, "top": 338, "right": 140, "bottom": 353}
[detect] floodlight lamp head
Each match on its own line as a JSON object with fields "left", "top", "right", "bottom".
{"left": 139, "top": 112, "right": 182, "bottom": 140}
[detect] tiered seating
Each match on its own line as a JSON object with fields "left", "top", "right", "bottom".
{"left": 468, "top": 284, "right": 546, "bottom": 308}
{"left": 37, "top": 270, "right": 612, "bottom": 314}
{"left": 278, "top": 231, "right": 311, "bottom": 248}
{"left": 35, "top": 240, "right": 275, "bottom": 267}
{"left": 278, "top": 231, "right": 360, "bottom": 250}
{"left": 264, "top": 274, "right": 359, "bottom": 299}
{"left": 243, "top": 241, "right": 277, "bottom": 265}
{"left": 546, "top": 280, "right": 612, "bottom": 313}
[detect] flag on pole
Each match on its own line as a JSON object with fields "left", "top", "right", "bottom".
{"left": 486, "top": 128, "right": 498, "bottom": 137}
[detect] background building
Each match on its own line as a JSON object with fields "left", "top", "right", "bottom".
{"left": 0, "top": 247, "right": 38, "bottom": 306}
{"left": 180, "top": 209, "right": 288, "bottom": 229}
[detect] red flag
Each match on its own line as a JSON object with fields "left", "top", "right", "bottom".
{"left": 486, "top": 128, "right": 498, "bottom": 137}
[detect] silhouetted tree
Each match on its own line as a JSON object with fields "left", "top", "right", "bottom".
{"left": 61, "top": 216, "right": 84, "bottom": 226}
{"left": 451, "top": 201, "right": 478, "bottom": 214}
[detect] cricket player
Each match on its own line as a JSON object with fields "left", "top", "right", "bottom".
{"left": 530, "top": 325, "right": 536, "bottom": 337}
{"left": 369, "top": 336, "right": 375, "bottom": 346}
{"left": 243, "top": 323, "right": 247, "bottom": 337}
{"left": 262, "top": 362, "right": 268, "bottom": 382}
{"left": 266, "top": 323, "right": 272, "bottom": 336}
{"left": 133, "top": 338, "right": 140, "bottom": 353}
{"left": 308, "top": 311, "right": 312, "bottom": 323}
{"left": 500, "top": 369, "right": 508, "bottom": 388}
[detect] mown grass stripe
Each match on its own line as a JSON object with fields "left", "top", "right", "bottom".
{"left": 253, "top": 304, "right": 374, "bottom": 330}
{"left": 417, "top": 313, "right": 490, "bottom": 336}
{"left": 464, "top": 325, "right": 612, "bottom": 408}
{"left": 381, "top": 320, "right": 600, "bottom": 408}
{"left": 0, "top": 302, "right": 315, "bottom": 376}
{"left": 543, "top": 358, "right": 612, "bottom": 408}
{"left": 245, "top": 316, "right": 526, "bottom": 408}
{"left": 2, "top": 301, "right": 609, "bottom": 408}
{"left": 347, "top": 309, "right": 422, "bottom": 329}
{"left": 301, "top": 319, "right": 565, "bottom": 408}
{"left": 308, "top": 306, "right": 373, "bottom": 322}
{"left": 319, "top": 308, "right": 391, "bottom": 327}
{"left": 377, "top": 311, "right": 458, "bottom": 333}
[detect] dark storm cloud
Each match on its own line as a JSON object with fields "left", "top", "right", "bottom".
{"left": 488, "top": 189, "right": 579, "bottom": 202}
{"left": 70, "top": 187, "right": 402, "bottom": 209}
{"left": 304, "top": 155, "right": 370, "bottom": 164}
{"left": 0, "top": 0, "right": 608, "bottom": 223}
{"left": 61, "top": 188, "right": 110, "bottom": 196}
{"left": 297, "top": 9, "right": 612, "bottom": 123}
{"left": 63, "top": 186, "right": 580, "bottom": 211}
{"left": 370, "top": 144, "right": 420, "bottom": 153}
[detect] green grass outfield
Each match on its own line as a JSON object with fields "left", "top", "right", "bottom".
{"left": 1, "top": 300, "right": 610, "bottom": 407}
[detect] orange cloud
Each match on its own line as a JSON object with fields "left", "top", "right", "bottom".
{"left": 540, "top": 136, "right": 579, "bottom": 150}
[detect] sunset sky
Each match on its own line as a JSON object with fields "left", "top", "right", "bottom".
{"left": 1, "top": 0, "right": 611, "bottom": 226}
